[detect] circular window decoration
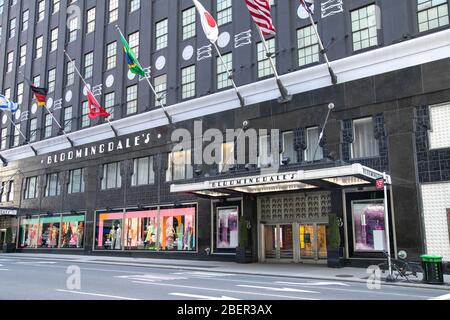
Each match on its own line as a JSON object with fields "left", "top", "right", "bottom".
{"left": 46, "top": 97, "right": 54, "bottom": 109}
{"left": 155, "top": 56, "right": 166, "bottom": 71}
{"left": 31, "top": 103, "right": 38, "bottom": 115}
{"left": 15, "top": 109, "right": 22, "bottom": 121}
{"left": 128, "top": 70, "right": 136, "bottom": 80}
{"left": 105, "top": 75, "right": 115, "bottom": 88}
{"left": 2, "top": 114, "right": 8, "bottom": 125}
{"left": 218, "top": 32, "right": 231, "bottom": 48}
{"left": 182, "top": 45, "right": 194, "bottom": 61}
{"left": 65, "top": 90, "right": 73, "bottom": 103}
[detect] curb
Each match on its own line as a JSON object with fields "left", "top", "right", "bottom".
{"left": 2, "top": 254, "right": 449, "bottom": 291}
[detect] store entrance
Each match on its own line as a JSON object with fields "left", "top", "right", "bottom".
{"left": 262, "top": 223, "right": 327, "bottom": 263}
{"left": 0, "top": 230, "right": 5, "bottom": 247}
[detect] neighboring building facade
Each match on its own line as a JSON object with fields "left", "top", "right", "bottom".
{"left": 0, "top": 0, "right": 449, "bottom": 264}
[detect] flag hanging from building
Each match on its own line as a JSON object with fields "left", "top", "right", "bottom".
{"left": 87, "top": 91, "right": 110, "bottom": 119}
{"left": 245, "top": 0, "right": 276, "bottom": 36}
{"left": 118, "top": 29, "right": 146, "bottom": 77}
{"left": 0, "top": 95, "right": 19, "bottom": 113}
{"left": 30, "top": 85, "right": 48, "bottom": 107}
{"left": 299, "top": 0, "right": 314, "bottom": 15}
{"left": 192, "top": 0, "right": 219, "bottom": 43}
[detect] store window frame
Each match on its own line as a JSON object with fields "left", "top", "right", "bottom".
{"left": 447, "top": 209, "right": 450, "bottom": 244}
{"left": 215, "top": 206, "right": 239, "bottom": 251}
{"left": 93, "top": 203, "right": 198, "bottom": 253}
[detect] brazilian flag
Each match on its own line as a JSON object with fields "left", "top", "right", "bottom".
{"left": 118, "top": 30, "right": 146, "bottom": 77}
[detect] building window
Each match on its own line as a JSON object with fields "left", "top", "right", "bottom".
{"left": 126, "top": 85, "right": 138, "bottom": 115}
{"left": 216, "top": 207, "right": 239, "bottom": 249}
{"left": 60, "top": 213, "right": 85, "bottom": 248}
{"left": 52, "top": 0, "right": 60, "bottom": 14}
{"left": 66, "top": 61, "right": 75, "bottom": 86}
{"left": 447, "top": 209, "right": 450, "bottom": 244}
{"left": 429, "top": 103, "right": 450, "bottom": 149}
{"left": 0, "top": 128, "right": 7, "bottom": 150}
{"left": 257, "top": 38, "right": 275, "bottom": 78}
{"left": 155, "top": 19, "right": 168, "bottom": 50}
{"left": 12, "top": 123, "right": 20, "bottom": 147}
{"left": 84, "top": 52, "right": 94, "bottom": 79}
{"left": 108, "top": 0, "right": 119, "bottom": 24}
{"left": 351, "top": 4, "right": 378, "bottom": 52}
{"left": 68, "top": 16, "right": 78, "bottom": 42}
{"left": 166, "top": 150, "right": 193, "bottom": 181}
{"left": 63, "top": 106, "right": 72, "bottom": 132}
{"left": 48, "top": 68, "right": 56, "bottom": 93}
{"left": 9, "top": 17, "right": 16, "bottom": 38}
{"left": 44, "top": 114, "right": 52, "bottom": 138}
{"left": 128, "top": 31, "right": 140, "bottom": 58}
{"left": 106, "top": 41, "right": 117, "bottom": 70}
{"left": 181, "top": 65, "right": 196, "bottom": 99}
{"left": 217, "top": 0, "right": 232, "bottom": 26}
{"left": 6, "top": 51, "right": 13, "bottom": 72}
{"left": 154, "top": 74, "right": 167, "bottom": 106}
{"left": 131, "top": 156, "right": 155, "bottom": 186}
{"left": 297, "top": 25, "right": 319, "bottom": 67}
{"left": 182, "top": 7, "right": 196, "bottom": 40}
{"left": 217, "top": 53, "right": 232, "bottom": 89}
{"left": 86, "top": 7, "right": 96, "bottom": 34}
{"left": 0, "top": 181, "right": 12, "bottom": 203}
{"left": 37, "top": 0, "right": 45, "bottom": 22}
{"left": 33, "top": 75, "right": 41, "bottom": 87}
{"left": 35, "top": 35, "right": 43, "bottom": 59}
{"left": 29, "top": 118, "right": 38, "bottom": 142}
{"left": 81, "top": 101, "right": 90, "bottom": 128}
{"left": 351, "top": 117, "right": 379, "bottom": 159}
{"left": 16, "top": 82, "right": 24, "bottom": 105}
{"left": 104, "top": 92, "right": 115, "bottom": 120}
{"left": 281, "top": 131, "right": 298, "bottom": 165}
{"left": 50, "top": 28, "right": 58, "bottom": 52}
{"left": 258, "top": 135, "right": 272, "bottom": 168}
{"left": 219, "top": 141, "right": 235, "bottom": 173}
{"left": 304, "top": 127, "right": 323, "bottom": 162}
{"left": 19, "top": 45, "right": 26, "bottom": 66}
{"left": 22, "top": 10, "right": 29, "bottom": 31}
{"left": 24, "top": 176, "right": 38, "bottom": 200}
{"left": 101, "top": 162, "right": 122, "bottom": 190}
{"left": 418, "top": 0, "right": 449, "bottom": 32}
{"left": 0, "top": 182, "right": 7, "bottom": 203}
{"left": 352, "top": 200, "right": 387, "bottom": 252}
{"left": 68, "top": 169, "right": 85, "bottom": 194}
{"left": 130, "top": 0, "right": 140, "bottom": 13}
{"left": 45, "top": 173, "right": 60, "bottom": 197}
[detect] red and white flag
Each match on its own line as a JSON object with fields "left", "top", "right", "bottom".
{"left": 192, "top": 0, "right": 219, "bottom": 43}
{"left": 245, "top": 0, "right": 276, "bottom": 36}
{"left": 87, "top": 91, "right": 110, "bottom": 120}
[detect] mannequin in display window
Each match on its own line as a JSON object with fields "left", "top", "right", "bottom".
{"left": 115, "top": 224, "right": 122, "bottom": 250}
{"left": 108, "top": 225, "right": 116, "bottom": 250}
{"left": 76, "top": 223, "right": 84, "bottom": 248}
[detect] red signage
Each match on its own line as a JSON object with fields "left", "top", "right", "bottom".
{"left": 376, "top": 179, "right": 385, "bottom": 190}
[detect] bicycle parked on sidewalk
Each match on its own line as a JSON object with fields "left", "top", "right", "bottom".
{"left": 377, "top": 251, "right": 423, "bottom": 282}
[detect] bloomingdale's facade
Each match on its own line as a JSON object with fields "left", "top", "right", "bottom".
{"left": 1, "top": 31, "right": 450, "bottom": 265}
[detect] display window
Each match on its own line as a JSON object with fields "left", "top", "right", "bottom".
{"left": 216, "top": 207, "right": 238, "bottom": 249}
{"left": 38, "top": 216, "right": 61, "bottom": 248}
{"left": 352, "top": 200, "right": 386, "bottom": 252}
{"left": 18, "top": 217, "right": 40, "bottom": 249}
{"left": 60, "top": 214, "right": 85, "bottom": 249}
{"left": 123, "top": 209, "right": 158, "bottom": 250}
{"left": 159, "top": 206, "right": 196, "bottom": 251}
{"left": 95, "top": 211, "right": 124, "bottom": 250}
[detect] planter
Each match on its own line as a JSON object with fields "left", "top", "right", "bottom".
{"left": 2, "top": 243, "right": 16, "bottom": 253}
{"left": 327, "top": 247, "right": 344, "bottom": 268}
{"left": 236, "top": 247, "right": 253, "bottom": 264}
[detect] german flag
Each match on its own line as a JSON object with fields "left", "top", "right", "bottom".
{"left": 31, "top": 85, "right": 48, "bottom": 107}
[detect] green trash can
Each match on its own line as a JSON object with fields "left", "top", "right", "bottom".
{"left": 421, "top": 255, "right": 444, "bottom": 285}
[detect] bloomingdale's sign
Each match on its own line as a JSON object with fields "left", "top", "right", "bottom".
{"left": 209, "top": 172, "right": 298, "bottom": 189}
{"left": 43, "top": 132, "right": 152, "bottom": 165}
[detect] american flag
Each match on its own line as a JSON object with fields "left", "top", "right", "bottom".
{"left": 245, "top": 0, "right": 276, "bottom": 36}
{"left": 299, "top": 0, "right": 314, "bottom": 15}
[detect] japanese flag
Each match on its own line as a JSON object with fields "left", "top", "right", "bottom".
{"left": 193, "top": 0, "right": 219, "bottom": 43}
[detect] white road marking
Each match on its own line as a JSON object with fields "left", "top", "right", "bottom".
{"left": 169, "top": 293, "right": 239, "bottom": 300}
{"left": 237, "top": 285, "right": 319, "bottom": 294}
{"left": 16, "top": 261, "right": 58, "bottom": 265}
{"left": 0, "top": 269, "right": 9, "bottom": 271}
{"left": 132, "top": 281, "right": 319, "bottom": 300}
{"left": 172, "top": 271, "right": 235, "bottom": 278}
{"left": 429, "top": 293, "right": 450, "bottom": 300}
{"left": 116, "top": 274, "right": 187, "bottom": 282}
{"left": 56, "top": 289, "right": 140, "bottom": 300}
{"left": 276, "top": 281, "right": 350, "bottom": 287}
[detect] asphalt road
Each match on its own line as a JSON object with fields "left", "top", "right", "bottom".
{"left": 0, "top": 256, "right": 448, "bottom": 300}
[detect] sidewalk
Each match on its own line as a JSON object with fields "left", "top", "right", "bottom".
{"left": 2, "top": 253, "right": 449, "bottom": 291}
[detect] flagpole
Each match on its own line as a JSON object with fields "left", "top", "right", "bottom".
{"left": 115, "top": 26, "right": 173, "bottom": 126}
{"left": 3, "top": 111, "right": 38, "bottom": 155}
{"left": 303, "top": 6, "right": 338, "bottom": 85}
{"left": 64, "top": 50, "right": 118, "bottom": 137}
{"left": 212, "top": 43, "right": 245, "bottom": 108}
{"left": 255, "top": 27, "right": 291, "bottom": 103}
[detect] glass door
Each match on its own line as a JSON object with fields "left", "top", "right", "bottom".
{"left": 263, "top": 224, "right": 294, "bottom": 261}
{"left": 298, "top": 224, "right": 328, "bottom": 261}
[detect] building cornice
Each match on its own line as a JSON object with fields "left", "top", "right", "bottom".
{"left": 1, "top": 29, "right": 449, "bottom": 164}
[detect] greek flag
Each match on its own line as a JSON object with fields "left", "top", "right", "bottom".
{"left": 0, "top": 94, "right": 19, "bottom": 113}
